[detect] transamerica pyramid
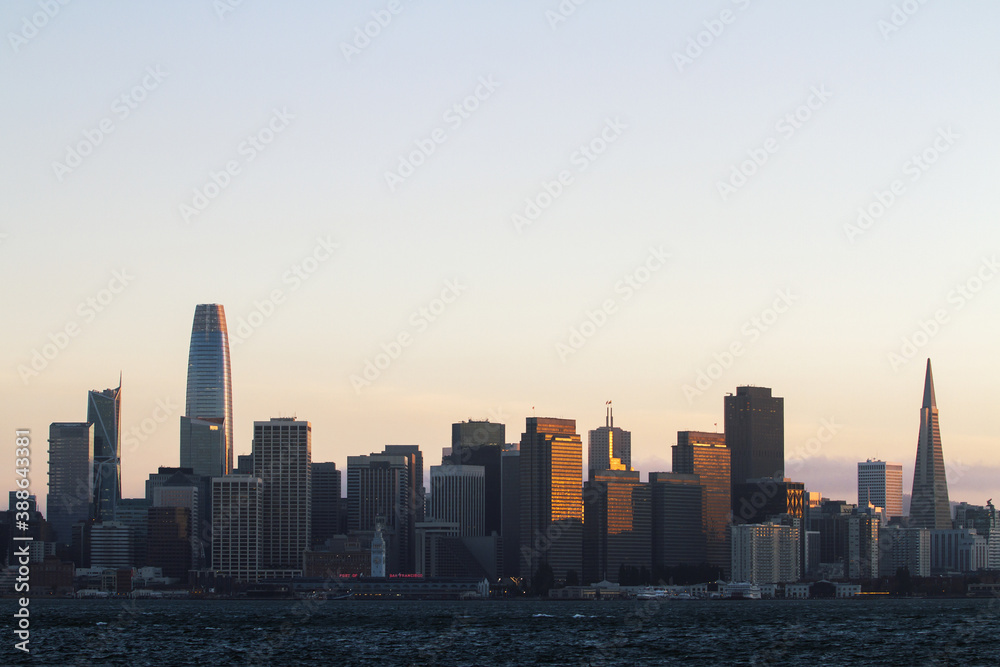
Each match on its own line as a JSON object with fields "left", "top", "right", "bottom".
{"left": 909, "top": 358, "right": 951, "bottom": 530}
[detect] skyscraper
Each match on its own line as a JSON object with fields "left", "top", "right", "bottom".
{"left": 347, "top": 453, "right": 411, "bottom": 574}
{"left": 858, "top": 459, "right": 903, "bottom": 517}
{"left": 88, "top": 381, "right": 122, "bottom": 523}
{"left": 672, "top": 431, "right": 731, "bottom": 574}
{"left": 583, "top": 469, "right": 650, "bottom": 584}
{"left": 253, "top": 418, "right": 311, "bottom": 573}
{"left": 311, "top": 462, "right": 341, "bottom": 547}
{"left": 47, "top": 422, "right": 94, "bottom": 545}
{"left": 212, "top": 474, "right": 263, "bottom": 582}
{"left": 381, "top": 445, "right": 424, "bottom": 572}
{"left": 519, "top": 417, "right": 583, "bottom": 587}
{"left": 587, "top": 403, "right": 631, "bottom": 480}
{"left": 185, "top": 304, "right": 233, "bottom": 475}
{"left": 649, "top": 472, "right": 705, "bottom": 570}
{"left": 179, "top": 416, "right": 227, "bottom": 479}
{"left": 726, "top": 386, "right": 783, "bottom": 515}
{"left": 429, "top": 465, "right": 485, "bottom": 536}
{"left": 501, "top": 444, "right": 520, "bottom": 577}
{"left": 448, "top": 421, "right": 504, "bottom": 536}
{"left": 909, "top": 359, "right": 951, "bottom": 530}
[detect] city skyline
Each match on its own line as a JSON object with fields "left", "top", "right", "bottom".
{"left": 4, "top": 2, "right": 1000, "bottom": 513}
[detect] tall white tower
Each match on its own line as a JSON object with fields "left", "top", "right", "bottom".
{"left": 371, "top": 521, "right": 386, "bottom": 578}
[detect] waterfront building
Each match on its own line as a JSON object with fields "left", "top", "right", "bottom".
{"left": 672, "top": 431, "right": 730, "bottom": 574}
{"left": 519, "top": 417, "right": 583, "bottom": 587}
{"left": 731, "top": 521, "right": 799, "bottom": 584}
{"left": 212, "top": 475, "right": 263, "bottom": 582}
{"left": 583, "top": 469, "right": 650, "bottom": 584}
{"left": 253, "top": 418, "right": 311, "bottom": 573}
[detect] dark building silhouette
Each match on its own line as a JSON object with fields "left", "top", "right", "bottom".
{"left": 583, "top": 470, "right": 650, "bottom": 584}
{"left": 147, "top": 506, "right": 192, "bottom": 581}
{"left": 519, "top": 417, "right": 583, "bottom": 587}
{"left": 909, "top": 359, "right": 951, "bottom": 530}
{"left": 47, "top": 422, "right": 94, "bottom": 545}
{"left": 649, "top": 472, "right": 704, "bottom": 570}
{"left": 382, "top": 445, "right": 424, "bottom": 572}
{"left": 347, "top": 453, "right": 411, "bottom": 574}
{"left": 448, "top": 421, "right": 504, "bottom": 537}
{"left": 88, "top": 382, "right": 122, "bottom": 523}
{"left": 501, "top": 444, "right": 520, "bottom": 577}
{"left": 672, "top": 431, "right": 730, "bottom": 575}
{"left": 733, "top": 479, "right": 805, "bottom": 525}
{"left": 312, "top": 462, "right": 341, "bottom": 547}
{"left": 725, "top": 386, "right": 783, "bottom": 509}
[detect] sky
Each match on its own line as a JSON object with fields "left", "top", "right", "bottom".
{"left": 2, "top": 1, "right": 999, "bottom": 515}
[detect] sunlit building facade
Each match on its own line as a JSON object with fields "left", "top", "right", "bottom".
{"left": 858, "top": 459, "right": 903, "bottom": 517}
{"left": 519, "top": 417, "right": 583, "bottom": 586}
{"left": 583, "top": 469, "right": 650, "bottom": 584}
{"left": 673, "top": 431, "right": 730, "bottom": 574}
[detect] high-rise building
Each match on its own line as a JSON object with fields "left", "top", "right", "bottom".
{"left": 583, "top": 469, "right": 650, "bottom": 584}
{"left": 909, "top": 359, "right": 951, "bottom": 530}
{"left": 382, "top": 444, "right": 424, "bottom": 571}
{"left": 672, "top": 431, "right": 730, "bottom": 574}
{"left": 587, "top": 404, "right": 631, "bottom": 480}
{"left": 179, "top": 416, "right": 227, "bottom": 479}
{"left": 311, "top": 462, "right": 341, "bottom": 547}
{"left": 501, "top": 444, "right": 520, "bottom": 577}
{"left": 212, "top": 475, "right": 263, "bottom": 582}
{"left": 47, "top": 422, "right": 94, "bottom": 545}
{"left": 253, "top": 418, "right": 311, "bottom": 573}
{"left": 429, "top": 465, "right": 485, "bottom": 536}
{"left": 848, "top": 508, "right": 880, "bottom": 579}
{"left": 519, "top": 417, "right": 583, "bottom": 587}
{"left": 88, "top": 382, "right": 122, "bottom": 523}
{"left": 185, "top": 304, "right": 233, "bottom": 475}
{"left": 857, "top": 459, "right": 903, "bottom": 517}
{"left": 731, "top": 521, "right": 800, "bottom": 584}
{"left": 89, "top": 522, "right": 132, "bottom": 569}
{"left": 879, "top": 525, "right": 931, "bottom": 577}
{"left": 448, "top": 421, "right": 504, "bottom": 536}
{"left": 649, "top": 472, "right": 705, "bottom": 570}
{"left": 347, "top": 453, "right": 411, "bottom": 574}
{"left": 725, "top": 386, "right": 783, "bottom": 491}
{"left": 732, "top": 479, "right": 805, "bottom": 525}
{"left": 153, "top": 484, "right": 201, "bottom": 569}
{"left": 147, "top": 506, "right": 192, "bottom": 581}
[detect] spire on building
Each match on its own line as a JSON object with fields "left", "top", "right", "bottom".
{"left": 910, "top": 358, "right": 951, "bottom": 530}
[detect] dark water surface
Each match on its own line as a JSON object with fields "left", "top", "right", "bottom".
{"left": 7, "top": 597, "right": 999, "bottom": 665}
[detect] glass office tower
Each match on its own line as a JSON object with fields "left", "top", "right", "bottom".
{"left": 185, "top": 304, "right": 233, "bottom": 475}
